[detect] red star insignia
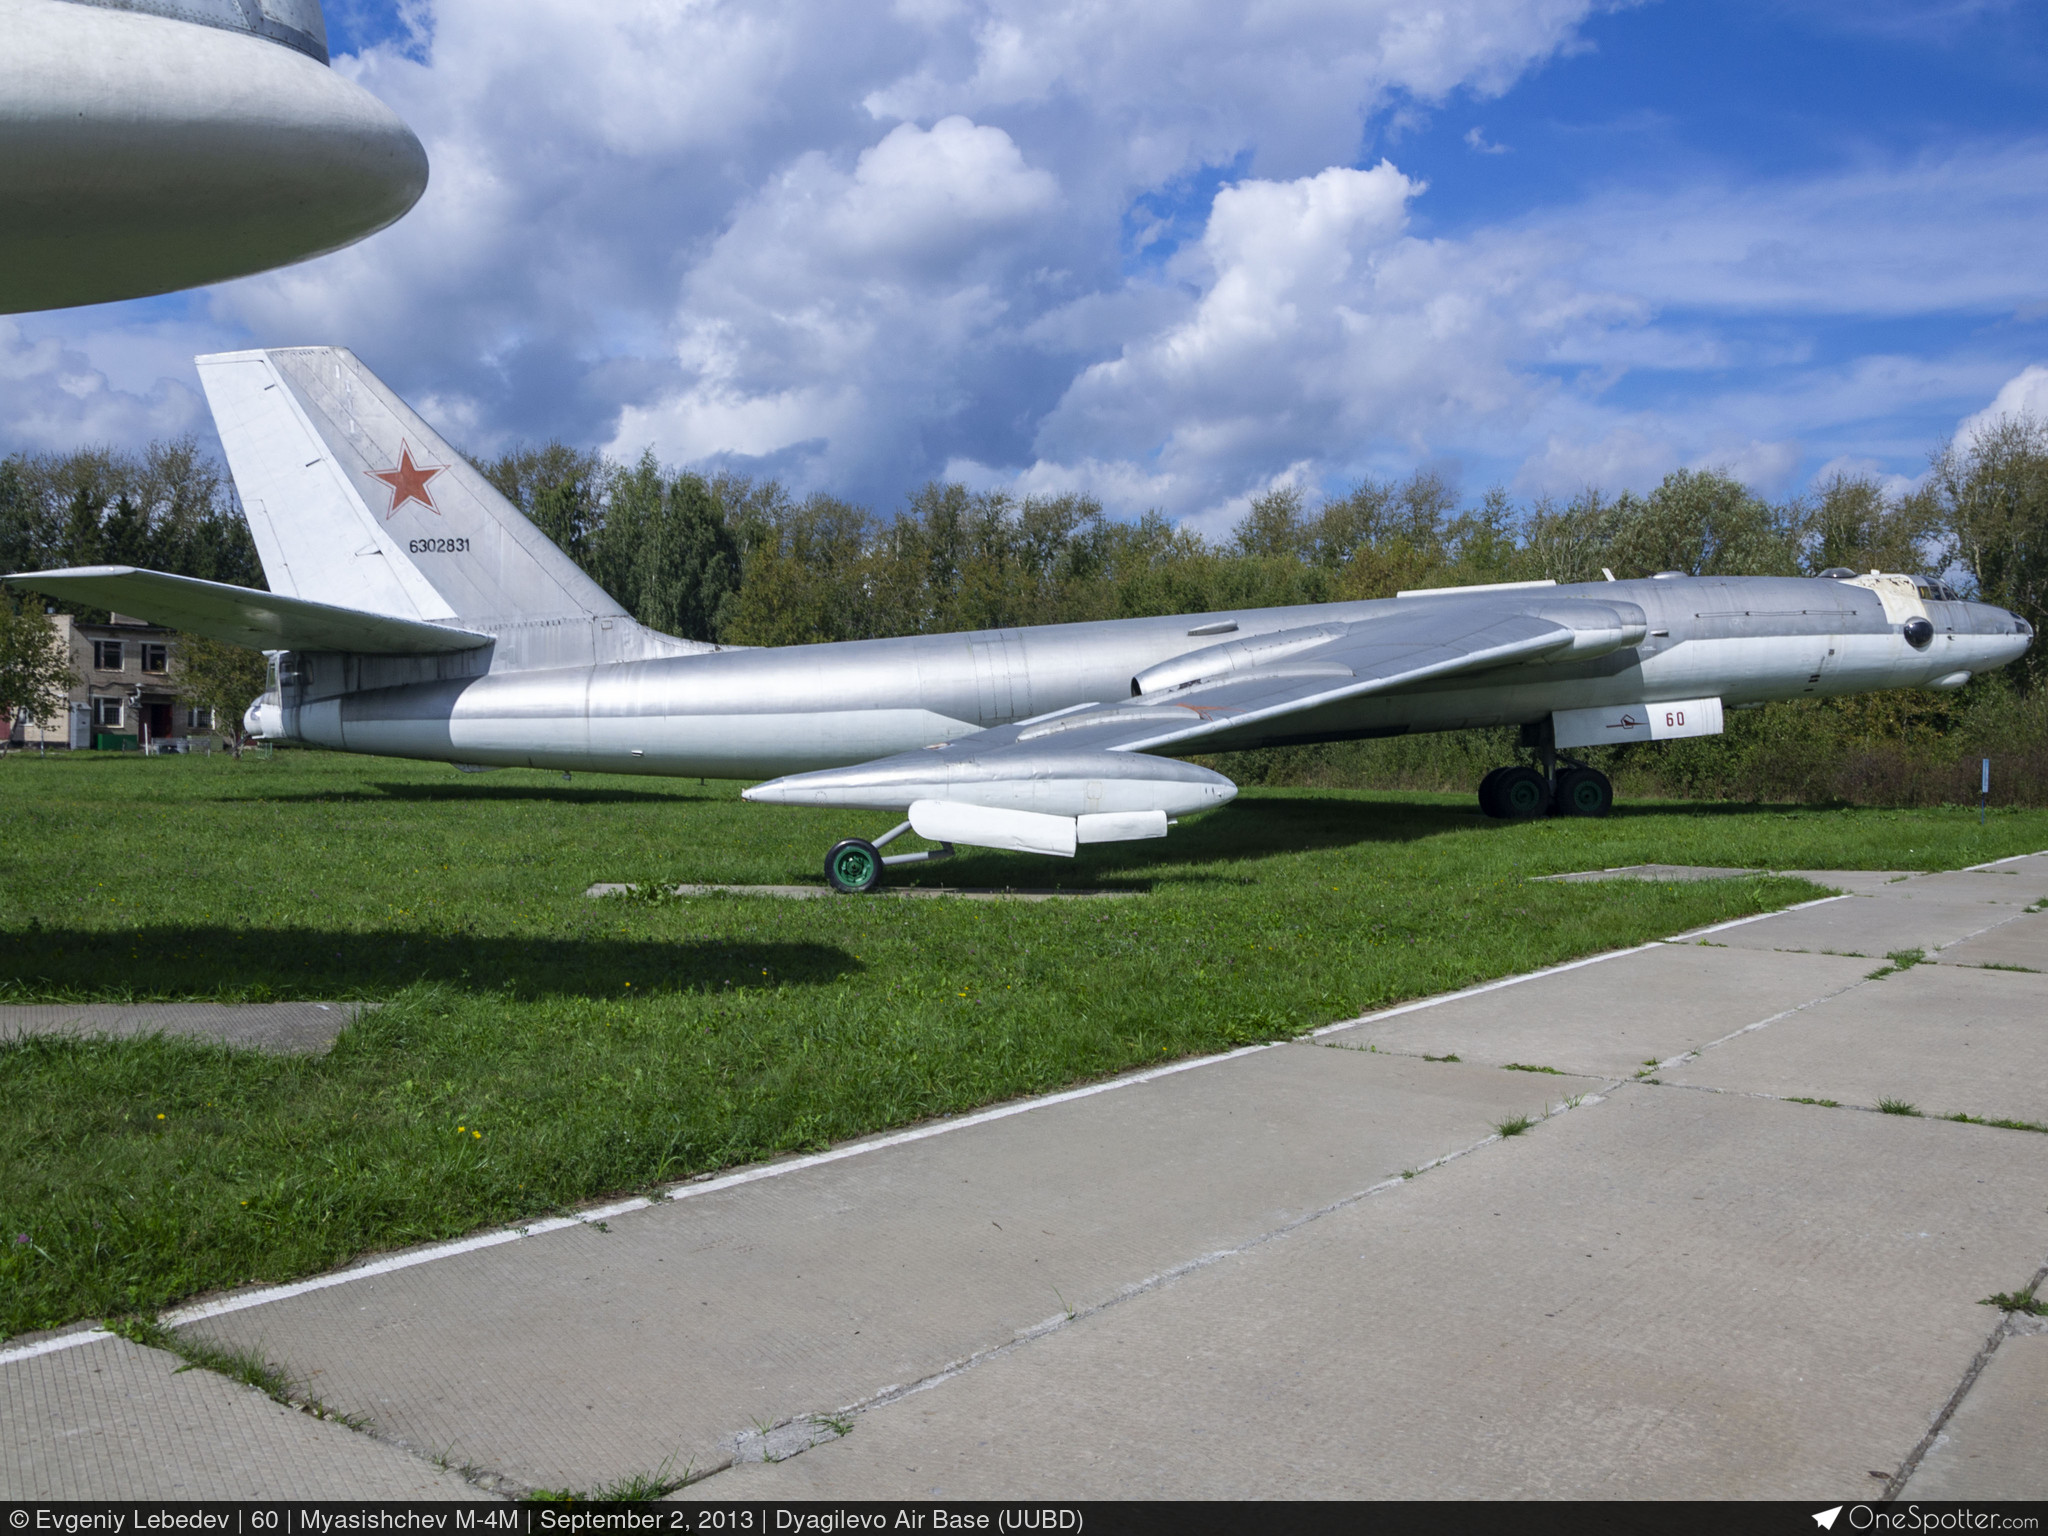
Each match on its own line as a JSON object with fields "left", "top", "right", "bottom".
{"left": 369, "top": 441, "right": 447, "bottom": 517}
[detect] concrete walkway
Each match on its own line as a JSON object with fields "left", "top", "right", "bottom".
{"left": 0, "top": 1000, "right": 365, "bottom": 1055}
{"left": 5, "top": 857, "right": 2045, "bottom": 1499}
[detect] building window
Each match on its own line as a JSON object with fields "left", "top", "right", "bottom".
{"left": 92, "top": 697, "right": 124, "bottom": 729}
{"left": 141, "top": 642, "right": 168, "bottom": 673}
{"left": 186, "top": 706, "right": 214, "bottom": 731}
{"left": 93, "top": 640, "right": 124, "bottom": 671}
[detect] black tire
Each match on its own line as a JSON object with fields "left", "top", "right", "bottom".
{"left": 1496, "top": 765, "right": 1550, "bottom": 819}
{"left": 824, "top": 838, "right": 884, "bottom": 894}
{"left": 1554, "top": 767, "right": 1613, "bottom": 818}
{"left": 1477, "top": 766, "right": 1510, "bottom": 818}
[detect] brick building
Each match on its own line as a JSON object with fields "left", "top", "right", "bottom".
{"left": 9, "top": 613, "right": 218, "bottom": 751}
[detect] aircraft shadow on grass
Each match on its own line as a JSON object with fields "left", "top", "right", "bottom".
{"left": 887, "top": 794, "right": 1490, "bottom": 889}
{"left": 247, "top": 781, "right": 720, "bottom": 807}
{"left": 0, "top": 929, "right": 858, "bottom": 1003}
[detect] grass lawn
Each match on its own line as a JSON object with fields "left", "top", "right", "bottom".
{"left": 3, "top": 748, "right": 2043, "bottom": 1339}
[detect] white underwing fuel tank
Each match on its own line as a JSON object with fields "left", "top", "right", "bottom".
{"left": 0, "top": 0, "right": 428, "bottom": 313}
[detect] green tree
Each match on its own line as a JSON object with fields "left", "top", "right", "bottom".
{"left": 1800, "top": 472, "right": 1940, "bottom": 577}
{"left": 636, "top": 472, "right": 741, "bottom": 642}
{"left": 481, "top": 441, "right": 606, "bottom": 565}
{"left": 1605, "top": 468, "right": 1799, "bottom": 578}
{"left": 723, "top": 493, "right": 881, "bottom": 646}
{"left": 176, "top": 634, "right": 268, "bottom": 755}
{"left": 1522, "top": 489, "right": 1621, "bottom": 585}
{"left": 0, "top": 457, "right": 52, "bottom": 576}
{"left": 1933, "top": 414, "right": 2048, "bottom": 684}
{"left": 0, "top": 592, "right": 77, "bottom": 750}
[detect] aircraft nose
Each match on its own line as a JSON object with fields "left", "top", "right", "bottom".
{"left": 1968, "top": 603, "right": 2033, "bottom": 666}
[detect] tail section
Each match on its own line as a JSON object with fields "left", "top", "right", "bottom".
{"left": 197, "top": 346, "right": 702, "bottom": 666}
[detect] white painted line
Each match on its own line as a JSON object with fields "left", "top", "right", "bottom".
{"left": 163, "top": 1195, "right": 656, "bottom": 1329}
{"left": 1310, "top": 944, "right": 1664, "bottom": 1036}
{"left": 1662, "top": 892, "right": 1852, "bottom": 942}
{"left": 0, "top": 1328, "right": 112, "bottom": 1366}
{"left": 1966, "top": 848, "right": 2048, "bottom": 870}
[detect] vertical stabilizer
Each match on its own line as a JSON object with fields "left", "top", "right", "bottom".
{"left": 197, "top": 346, "right": 636, "bottom": 633}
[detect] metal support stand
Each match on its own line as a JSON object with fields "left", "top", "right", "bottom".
{"left": 1520, "top": 717, "right": 1559, "bottom": 797}
{"left": 873, "top": 820, "right": 956, "bottom": 868}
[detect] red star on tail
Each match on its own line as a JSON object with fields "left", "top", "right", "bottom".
{"left": 369, "top": 441, "right": 447, "bottom": 517}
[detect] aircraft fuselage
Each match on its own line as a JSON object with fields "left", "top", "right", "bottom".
{"left": 255, "top": 573, "right": 2030, "bottom": 778}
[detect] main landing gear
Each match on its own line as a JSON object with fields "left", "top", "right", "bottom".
{"left": 1477, "top": 722, "right": 1613, "bottom": 820}
{"left": 823, "top": 820, "right": 956, "bottom": 894}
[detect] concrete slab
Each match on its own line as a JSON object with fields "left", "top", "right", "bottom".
{"left": 1537, "top": 864, "right": 1761, "bottom": 882}
{"left": 177, "top": 1046, "right": 1586, "bottom": 1494}
{"left": 585, "top": 884, "right": 1136, "bottom": 901}
{"left": 1976, "top": 851, "right": 2048, "bottom": 882}
{"left": 1931, "top": 911, "right": 2047, "bottom": 972}
{"left": 1535, "top": 868, "right": 1927, "bottom": 893}
{"left": 1707, "top": 891, "right": 2032, "bottom": 959}
{"left": 1900, "top": 1322, "right": 2048, "bottom": 1499}
{"left": 1778, "top": 870, "right": 1927, "bottom": 896}
{"left": 1666, "top": 963, "right": 2048, "bottom": 1125}
{"left": 0, "top": 1001, "right": 362, "bottom": 1055}
{"left": 0, "top": 1334, "right": 485, "bottom": 1499}
{"left": 699, "top": 1085, "right": 2048, "bottom": 1501}
{"left": 1320, "top": 942, "right": 1876, "bottom": 1078}
{"left": 1902, "top": 869, "right": 2048, "bottom": 905}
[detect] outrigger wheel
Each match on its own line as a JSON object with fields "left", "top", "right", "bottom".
{"left": 825, "top": 837, "right": 884, "bottom": 894}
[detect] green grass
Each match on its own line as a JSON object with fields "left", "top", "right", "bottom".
{"left": 1876, "top": 1097, "right": 1924, "bottom": 1116}
{"left": 1980, "top": 1290, "right": 2048, "bottom": 1317}
{"left": 1946, "top": 1112, "right": 2048, "bottom": 1134}
{"left": 2, "top": 750, "right": 2044, "bottom": 1339}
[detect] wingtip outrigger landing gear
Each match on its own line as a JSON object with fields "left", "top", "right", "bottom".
{"left": 823, "top": 820, "right": 956, "bottom": 894}
{"left": 1477, "top": 720, "right": 1612, "bottom": 820}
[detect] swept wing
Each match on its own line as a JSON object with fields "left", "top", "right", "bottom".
{"left": 746, "top": 598, "right": 1648, "bottom": 819}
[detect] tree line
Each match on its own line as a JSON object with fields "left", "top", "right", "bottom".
{"left": 480, "top": 423, "right": 2045, "bottom": 689}
{"left": 2, "top": 417, "right": 2043, "bottom": 782}
{"left": 0, "top": 439, "right": 266, "bottom": 744}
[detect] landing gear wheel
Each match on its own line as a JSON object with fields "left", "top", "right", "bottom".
{"left": 824, "top": 838, "right": 884, "bottom": 894}
{"left": 1496, "top": 766, "right": 1551, "bottom": 819}
{"left": 1477, "top": 766, "right": 1511, "bottom": 818}
{"left": 1554, "top": 767, "right": 1613, "bottom": 818}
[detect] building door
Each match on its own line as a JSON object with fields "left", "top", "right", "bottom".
{"left": 146, "top": 702, "right": 175, "bottom": 741}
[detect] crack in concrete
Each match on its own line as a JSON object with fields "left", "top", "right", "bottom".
{"left": 689, "top": 1090, "right": 1612, "bottom": 1486}
{"left": 1882, "top": 1256, "right": 2048, "bottom": 1503}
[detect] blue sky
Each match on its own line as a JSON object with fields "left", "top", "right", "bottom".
{"left": 5, "top": 0, "right": 2045, "bottom": 530}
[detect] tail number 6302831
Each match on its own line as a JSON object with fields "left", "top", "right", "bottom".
{"left": 409, "top": 536, "right": 470, "bottom": 553}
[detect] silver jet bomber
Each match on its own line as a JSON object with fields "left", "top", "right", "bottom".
{"left": 8, "top": 347, "right": 2033, "bottom": 892}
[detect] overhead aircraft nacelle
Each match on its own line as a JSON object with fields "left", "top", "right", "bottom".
{"left": 0, "top": 0, "right": 428, "bottom": 313}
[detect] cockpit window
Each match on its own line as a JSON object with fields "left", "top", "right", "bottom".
{"left": 1912, "top": 576, "right": 1962, "bottom": 602}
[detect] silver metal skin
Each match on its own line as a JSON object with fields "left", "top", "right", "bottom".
{"left": 5, "top": 347, "right": 2034, "bottom": 858}
{"left": 241, "top": 573, "right": 2007, "bottom": 780}
{"left": 0, "top": 0, "right": 427, "bottom": 313}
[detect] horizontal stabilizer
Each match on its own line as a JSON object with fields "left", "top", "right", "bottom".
{"left": 4, "top": 566, "right": 492, "bottom": 654}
